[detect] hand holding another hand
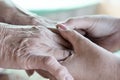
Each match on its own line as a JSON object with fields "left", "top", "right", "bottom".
{"left": 57, "top": 15, "right": 120, "bottom": 52}
{"left": 0, "top": 23, "right": 73, "bottom": 80}
{"left": 57, "top": 25, "right": 120, "bottom": 80}
{"left": 35, "top": 24, "right": 120, "bottom": 80}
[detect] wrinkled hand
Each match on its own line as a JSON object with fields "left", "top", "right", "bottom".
{"left": 0, "top": 23, "right": 73, "bottom": 80}
{"left": 0, "top": 0, "right": 56, "bottom": 26}
{"left": 57, "top": 15, "right": 120, "bottom": 52}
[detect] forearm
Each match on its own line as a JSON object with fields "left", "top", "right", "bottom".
{"left": 0, "top": 0, "right": 35, "bottom": 25}
{"left": 0, "top": 0, "right": 57, "bottom": 27}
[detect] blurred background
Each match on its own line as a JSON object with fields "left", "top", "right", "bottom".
{"left": 1, "top": 0, "right": 120, "bottom": 80}
{"left": 12, "top": 0, "right": 120, "bottom": 21}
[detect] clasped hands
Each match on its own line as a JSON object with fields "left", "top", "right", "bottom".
{"left": 35, "top": 15, "right": 120, "bottom": 80}
{"left": 1, "top": 0, "right": 120, "bottom": 80}
{"left": 0, "top": 15, "right": 120, "bottom": 80}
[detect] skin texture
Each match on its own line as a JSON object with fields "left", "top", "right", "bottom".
{"left": 0, "top": 23, "right": 73, "bottom": 80}
{"left": 0, "top": 0, "right": 57, "bottom": 26}
{"left": 0, "top": 0, "right": 73, "bottom": 79}
{"left": 57, "top": 15, "right": 120, "bottom": 52}
{"left": 58, "top": 26, "right": 120, "bottom": 80}
{"left": 1, "top": 0, "right": 119, "bottom": 80}
{"left": 37, "top": 16, "right": 120, "bottom": 80}
{"left": 38, "top": 25, "right": 120, "bottom": 80}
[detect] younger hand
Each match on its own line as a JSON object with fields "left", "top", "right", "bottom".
{"left": 57, "top": 25, "right": 120, "bottom": 80}
{"left": 57, "top": 15, "right": 120, "bottom": 52}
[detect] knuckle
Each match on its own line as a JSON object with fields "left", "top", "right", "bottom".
{"left": 19, "top": 54, "right": 31, "bottom": 69}
{"left": 16, "top": 38, "right": 29, "bottom": 56}
{"left": 56, "top": 66, "right": 67, "bottom": 78}
{"left": 43, "top": 56, "right": 56, "bottom": 66}
{"left": 56, "top": 50, "right": 70, "bottom": 61}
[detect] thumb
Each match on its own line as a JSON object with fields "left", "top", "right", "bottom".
{"left": 57, "top": 25, "right": 103, "bottom": 55}
{"left": 57, "top": 25, "right": 110, "bottom": 56}
{"left": 57, "top": 25, "right": 87, "bottom": 49}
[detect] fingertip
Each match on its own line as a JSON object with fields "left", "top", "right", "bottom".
{"left": 56, "top": 24, "right": 69, "bottom": 31}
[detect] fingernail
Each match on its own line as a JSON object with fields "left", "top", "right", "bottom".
{"left": 57, "top": 24, "right": 68, "bottom": 30}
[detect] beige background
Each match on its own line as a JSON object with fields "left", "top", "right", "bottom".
{"left": 98, "top": 0, "right": 120, "bottom": 17}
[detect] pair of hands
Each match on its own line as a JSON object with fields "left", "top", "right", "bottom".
{"left": 37, "top": 15, "right": 120, "bottom": 80}
{"left": 58, "top": 15, "right": 120, "bottom": 52}
{"left": 0, "top": 23, "right": 73, "bottom": 80}
{"left": 0, "top": 1, "right": 120, "bottom": 79}
{"left": 56, "top": 16, "right": 120, "bottom": 80}
{"left": 0, "top": 1, "right": 73, "bottom": 80}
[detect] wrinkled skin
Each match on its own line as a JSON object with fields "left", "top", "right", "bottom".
{"left": 0, "top": 23, "right": 73, "bottom": 80}
{"left": 0, "top": 0, "right": 74, "bottom": 79}
{"left": 57, "top": 15, "right": 120, "bottom": 52}
{"left": 38, "top": 26, "right": 120, "bottom": 80}
{"left": 1, "top": 0, "right": 120, "bottom": 79}
{"left": 0, "top": 0, "right": 56, "bottom": 26}
{"left": 37, "top": 15, "right": 120, "bottom": 80}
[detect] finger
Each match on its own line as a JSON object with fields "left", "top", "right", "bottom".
{"left": 57, "top": 25, "right": 101, "bottom": 53}
{"left": 57, "top": 25, "right": 86, "bottom": 48}
{"left": 36, "top": 69, "right": 56, "bottom": 80}
{"left": 49, "top": 27, "right": 85, "bottom": 49}
{"left": 21, "top": 55, "right": 73, "bottom": 80}
{"left": 56, "top": 24, "right": 86, "bottom": 36}
{"left": 58, "top": 18, "right": 79, "bottom": 29}
{"left": 35, "top": 46, "right": 72, "bottom": 61}
{"left": 37, "top": 26, "right": 72, "bottom": 49}
{"left": 52, "top": 32, "right": 72, "bottom": 49}
{"left": 57, "top": 17, "right": 92, "bottom": 30}
{"left": 57, "top": 25, "right": 110, "bottom": 55}
{"left": 48, "top": 28, "right": 60, "bottom": 34}
{"left": 48, "top": 28, "right": 72, "bottom": 49}
{"left": 44, "top": 49, "right": 72, "bottom": 61}
{"left": 40, "top": 48, "right": 71, "bottom": 61}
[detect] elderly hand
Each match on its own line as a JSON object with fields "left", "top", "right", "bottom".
{"left": 0, "top": 0, "right": 74, "bottom": 78}
{"left": 57, "top": 15, "right": 120, "bottom": 52}
{"left": 0, "top": 23, "right": 73, "bottom": 80}
{"left": 0, "top": 0, "right": 56, "bottom": 26}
